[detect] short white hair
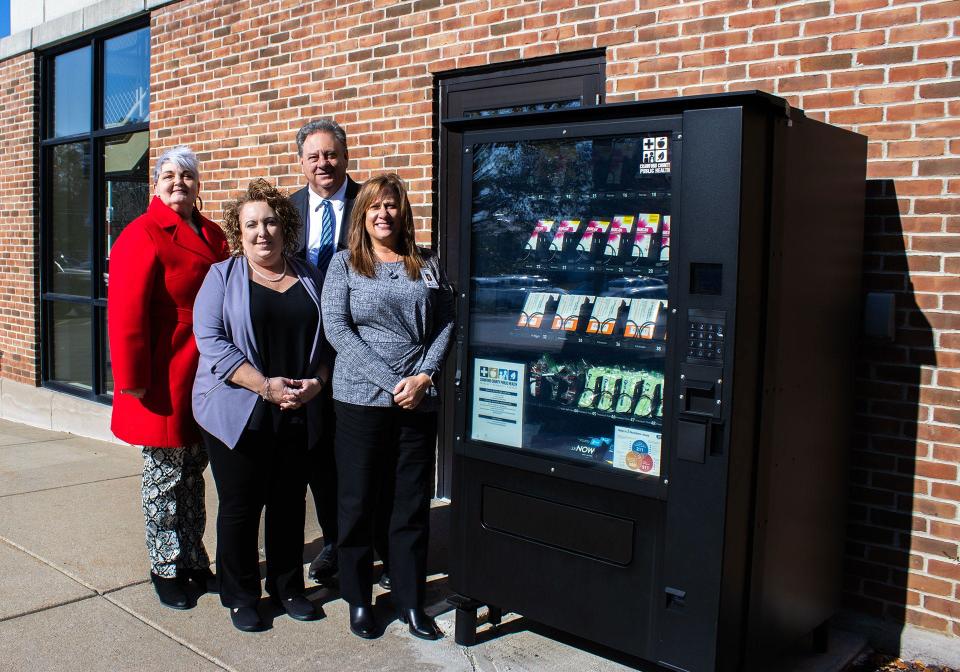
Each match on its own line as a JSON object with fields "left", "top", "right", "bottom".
{"left": 153, "top": 145, "right": 200, "bottom": 183}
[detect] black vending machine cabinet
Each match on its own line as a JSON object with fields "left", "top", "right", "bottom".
{"left": 443, "top": 92, "right": 867, "bottom": 672}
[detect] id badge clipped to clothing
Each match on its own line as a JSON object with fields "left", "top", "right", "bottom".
{"left": 420, "top": 267, "right": 441, "bottom": 289}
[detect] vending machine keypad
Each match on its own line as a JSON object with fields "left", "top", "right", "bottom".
{"left": 685, "top": 311, "right": 725, "bottom": 365}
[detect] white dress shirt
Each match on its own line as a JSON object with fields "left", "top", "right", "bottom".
{"left": 307, "top": 179, "right": 348, "bottom": 253}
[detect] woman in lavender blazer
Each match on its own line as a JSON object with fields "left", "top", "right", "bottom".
{"left": 192, "top": 179, "right": 331, "bottom": 632}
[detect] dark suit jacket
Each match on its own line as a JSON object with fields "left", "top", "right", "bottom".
{"left": 290, "top": 176, "right": 362, "bottom": 259}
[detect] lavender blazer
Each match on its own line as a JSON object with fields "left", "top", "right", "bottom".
{"left": 191, "top": 255, "right": 329, "bottom": 449}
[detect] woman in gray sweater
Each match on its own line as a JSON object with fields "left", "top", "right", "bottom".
{"left": 321, "top": 173, "right": 454, "bottom": 640}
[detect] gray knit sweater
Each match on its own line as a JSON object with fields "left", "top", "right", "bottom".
{"left": 320, "top": 249, "right": 455, "bottom": 409}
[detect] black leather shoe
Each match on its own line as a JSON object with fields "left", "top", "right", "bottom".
{"left": 150, "top": 573, "right": 189, "bottom": 610}
{"left": 230, "top": 606, "right": 264, "bottom": 632}
{"left": 185, "top": 567, "right": 218, "bottom": 594}
{"left": 308, "top": 544, "right": 339, "bottom": 583}
{"left": 398, "top": 608, "right": 443, "bottom": 640}
{"left": 349, "top": 605, "right": 377, "bottom": 639}
{"left": 378, "top": 574, "right": 392, "bottom": 590}
{"left": 274, "top": 594, "right": 320, "bottom": 621}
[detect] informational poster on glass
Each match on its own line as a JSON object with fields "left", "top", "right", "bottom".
{"left": 470, "top": 358, "right": 526, "bottom": 448}
{"left": 465, "top": 131, "right": 673, "bottom": 477}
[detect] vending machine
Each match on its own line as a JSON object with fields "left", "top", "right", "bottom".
{"left": 443, "top": 92, "right": 867, "bottom": 672}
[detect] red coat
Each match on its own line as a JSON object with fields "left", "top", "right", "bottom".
{"left": 108, "top": 197, "right": 229, "bottom": 447}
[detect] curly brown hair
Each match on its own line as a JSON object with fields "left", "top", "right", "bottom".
{"left": 222, "top": 178, "right": 301, "bottom": 257}
{"left": 347, "top": 173, "right": 424, "bottom": 280}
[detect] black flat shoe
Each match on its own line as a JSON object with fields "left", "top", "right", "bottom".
{"left": 150, "top": 573, "right": 189, "bottom": 610}
{"left": 308, "top": 544, "right": 339, "bottom": 583}
{"left": 398, "top": 608, "right": 442, "bottom": 641}
{"left": 230, "top": 606, "right": 264, "bottom": 632}
{"left": 185, "top": 567, "right": 218, "bottom": 594}
{"left": 378, "top": 573, "right": 392, "bottom": 590}
{"left": 349, "top": 604, "right": 377, "bottom": 639}
{"left": 274, "top": 594, "right": 320, "bottom": 621}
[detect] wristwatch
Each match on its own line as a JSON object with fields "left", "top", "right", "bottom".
{"left": 420, "top": 369, "right": 438, "bottom": 387}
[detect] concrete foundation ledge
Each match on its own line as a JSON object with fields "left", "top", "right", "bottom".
{"left": 0, "top": 379, "right": 119, "bottom": 445}
{"left": 833, "top": 610, "right": 960, "bottom": 667}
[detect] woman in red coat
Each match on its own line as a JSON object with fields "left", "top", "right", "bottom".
{"left": 108, "top": 145, "right": 229, "bottom": 610}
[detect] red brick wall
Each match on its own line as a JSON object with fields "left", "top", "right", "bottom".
{"left": 0, "top": 53, "right": 39, "bottom": 385}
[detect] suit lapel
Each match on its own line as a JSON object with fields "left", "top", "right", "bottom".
{"left": 295, "top": 188, "right": 310, "bottom": 258}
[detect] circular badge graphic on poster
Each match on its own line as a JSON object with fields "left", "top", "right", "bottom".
{"left": 625, "top": 439, "right": 655, "bottom": 473}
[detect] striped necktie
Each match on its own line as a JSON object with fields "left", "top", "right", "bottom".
{"left": 315, "top": 199, "right": 334, "bottom": 273}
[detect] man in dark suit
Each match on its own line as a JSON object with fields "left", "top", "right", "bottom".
{"left": 290, "top": 119, "right": 360, "bottom": 584}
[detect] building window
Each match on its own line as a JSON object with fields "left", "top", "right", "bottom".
{"left": 40, "top": 21, "right": 150, "bottom": 399}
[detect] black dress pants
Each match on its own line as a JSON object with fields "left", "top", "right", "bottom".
{"left": 202, "top": 425, "right": 308, "bottom": 608}
{"left": 334, "top": 401, "right": 436, "bottom": 610}
{"left": 308, "top": 389, "right": 339, "bottom": 547}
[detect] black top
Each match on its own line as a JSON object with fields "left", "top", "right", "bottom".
{"left": 247, "top": 279, "right": 319, "bottom": 433}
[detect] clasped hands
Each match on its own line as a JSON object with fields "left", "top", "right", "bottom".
{"left": 261, "top": 376, "right": 323, "bottom": 411}
{"left": 393, "top": 373, "right": 432, "bottom": 410}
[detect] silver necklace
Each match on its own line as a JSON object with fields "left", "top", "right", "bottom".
{"left": 248, "top": 257, "right": 287, "bottom": 282}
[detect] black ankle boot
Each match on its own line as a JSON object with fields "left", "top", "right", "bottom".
{"left": 150, "top": 573, "right": 189, "bottom": 610}
{"left": 185, "top": 567, "right": 218, "bottom": 594}
{"left": 349, "top": 604, "right": 377, "bottom": 639}
{"left": 398, "top": 608, "right": 442, "bottom": 640}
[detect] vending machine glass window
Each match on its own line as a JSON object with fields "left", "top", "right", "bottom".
{"left": 464, "top": 125, "right": 678, "bottom": 482}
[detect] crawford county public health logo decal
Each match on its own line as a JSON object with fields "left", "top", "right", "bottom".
{"left": 638, "top": 136, "right": 671, "bottom": 175}
{"left": 479, "top": 366, "right": 519, "bottom": 382}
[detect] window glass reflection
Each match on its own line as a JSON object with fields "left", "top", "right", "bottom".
{"left": 50, "top": 142, "right": 92, "bottom": 296}
{"left": 103, "top": 131, "right": 149, "bottom": 293}
{"left": 49, "top": 301, "right": 92, "bottom": 390}
{"left": 51, "top": 47, "right": 91, "bottom": 137}
{"left": 103, "top": 27, "right": 150, "bottom": 128}
{"left": 464, "top": 99, "right": 581, "bottom": 119}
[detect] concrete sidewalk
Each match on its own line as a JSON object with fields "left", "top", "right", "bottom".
{"left": 0, "top": 418, "right": 865, "bottom": 671}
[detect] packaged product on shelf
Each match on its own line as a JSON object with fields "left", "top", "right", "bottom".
{"left": 573, "top": 219, "right": 610, "bottom": 261}
{"left": 520, "top": 219, "right": 555, "bottom": 260}
{"left": 517, "top": 292, "right": 560, "bottom": 328}
{"left": 630, "top": 213, "right": 661, "bottom": 262}
{"left": 586, "top": 296, "right": 627, "bottom": 335}
{"left": 596, "top": 371, "right": 623, "bottom": 412}
{"left": 528, "top": 355, "right": 558, "bottom": 400}
{"left": 634, "top": 369, "right": 664, "bottom": 418}
{"left": 615, "top": 371, "right": 644, "bottom": 414}
{"left": 659, "top": 215, "right": 671, "bottom": 262}
{"left": 551, "top": 294, "right": 595, "bottom": 332}
{"left": 602, "top": 215, "right": 636, "bottom": 262}
{"left": 556, "top": 363, "right": 586, "bottom": 406}
{"left": 578, "top": 367, "right": 606, "bottom": 409}
{"left": 547, "top": 219, "right": 582, "bottom": 259}
{"left": 623, "top": 298, "right": 665, "bottom": 339}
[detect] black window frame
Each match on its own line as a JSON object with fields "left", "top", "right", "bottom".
{"left": 433, "top": 51, "right": 607, "bottom": 498}
{"left": 39, "top": 17, "right": 150, "bottom": 403}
